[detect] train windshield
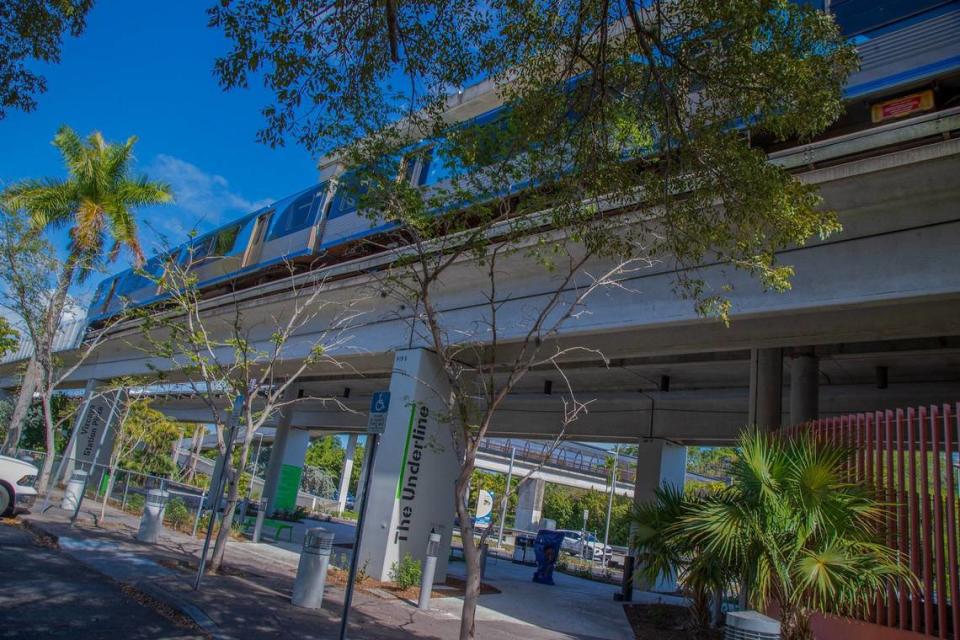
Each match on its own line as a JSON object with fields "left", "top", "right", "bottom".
{"left": 267, "top": 183, "right": 326, "bottom": 240}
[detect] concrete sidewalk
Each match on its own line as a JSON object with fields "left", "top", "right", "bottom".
{"left": 22, "top": 497, "right": 636, "bottom": 639}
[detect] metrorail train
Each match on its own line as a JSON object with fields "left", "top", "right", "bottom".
{"left": 87, "top": 0, "right": 960, "bottom": 326}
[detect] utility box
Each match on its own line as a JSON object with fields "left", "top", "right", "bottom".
{"left": 61, "top": 470, "right": 87, "bottom": 512}
{"left": 512, "top": 534, "right": 536, "bottom": 565}
{"left": 137, "top": 489, "right": 169, "bottom": 544}
{"left": 724, "top": 610, "right": 781, "bottom": 640}
{"left": 292, "top": 528, "right": 335, "bottom": 609}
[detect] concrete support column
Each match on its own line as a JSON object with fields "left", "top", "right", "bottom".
{"left": 358, "top": 349, "right": 460, "bottom": 582}
{"left": 337, "top": 434, "right": 358, "bottom": 515}
{"left": 748, "top": 347, "right": 783, "bottom": 431}
{"left": 261, "top": 385, "right": 309, "bottom": 515}
{"left": 789, "top": 352, "right": 820, "bottom": 426}
{"left": 632, "top": 438, "right": 687, "bottom": 593}
{"left": 513, "top": 477, "right": 545, "bottom": 532}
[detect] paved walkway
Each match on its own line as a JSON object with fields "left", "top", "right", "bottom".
{"left": 21, "top": 497, "right": 642, "bottom": 639}
{"left": 0, "top": 521, "right": 202, "bottom": 639}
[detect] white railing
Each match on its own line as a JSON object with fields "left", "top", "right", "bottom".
{"left": 0, "top": 317, "right": 88, "bottom": 365}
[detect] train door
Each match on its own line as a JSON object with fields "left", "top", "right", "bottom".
{"left": 241, "top": 210, "right": 273, "bottom": 268}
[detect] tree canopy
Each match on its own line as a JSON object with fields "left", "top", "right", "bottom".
{"left": 0, "top": 1, "right": 93, "bottom": 119}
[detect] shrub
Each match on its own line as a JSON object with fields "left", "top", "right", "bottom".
{"left": 126, "top": 493, "right": 145, "bottom": 515}
{"left": 164, "top": 497, "right": 190, "bottom": 529}
{"left": 271, "top": 506, "right": 308, "bottom": 522}
{"left": 389, "top": 553, "right": 422, "bottom": 590}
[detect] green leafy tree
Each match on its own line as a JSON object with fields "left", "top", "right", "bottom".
{"left": 0, "top": 208, "right": 58, "bottom": 454}
{"left": 212, "top": 3, "right": 856, "bottom": 637}
{"left": 137, "top": 252, "right": 359, "bottom": 575}
{"left": 0, "top": 1, "right": 93, "bottom": 119}
{"left": 1, "top": 126, "right": 172, "bottom": 493}
{"left": 683, "top": 431, "right": 916, "bottom": 640}
{"left": 304, "top": 436, "right": 345, "bottom": 478}
{"left": 687, "top": 446, "right": 737, "bottom": 479}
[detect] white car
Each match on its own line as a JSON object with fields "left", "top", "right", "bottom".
{"left": 0, "top": 455, "right": 39, "bottom": 517}
{"left": 558, "top": 529, "right": 613, "bottom": 560}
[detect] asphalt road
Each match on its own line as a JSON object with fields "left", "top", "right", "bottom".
{"left": 0, "top": 521, "right": 203, "bottom": 639}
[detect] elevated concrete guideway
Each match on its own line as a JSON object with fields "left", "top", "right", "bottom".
{"left": 2, "top": 123, "right": 960, "bottom": 396}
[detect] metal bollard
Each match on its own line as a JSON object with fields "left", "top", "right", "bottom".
{"left": 292, "top": 528, "right": 335, "bottom": 609}
{"left": 137, "top": 489, "right": 169, "bottom": 544}
{"left": 61, "top": 471, "right": 87, "bottom": 512}
{"left": 418, "top": 532, "right": 442, "bottom": 610}
{"left": 479, "top": 543, "right": 490, "bottom": 582}
{"left": 252, "top": 499, "right": 267, "bottom": 543}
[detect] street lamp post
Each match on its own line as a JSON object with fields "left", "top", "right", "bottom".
{"left": 602, "top": 444, "right": 620, "bottom": 568}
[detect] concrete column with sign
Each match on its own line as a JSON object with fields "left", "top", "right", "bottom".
{"left": 336, "top": 434, "right": 358, "bottom": 515}
{"left": 632, "top": 438, "right": 687, "bottom": 593}
{"left": 261, "top": 385, "right": 309, "bottom": 515}
{"left": 357, "top": 349, "right": 460, "bottom": 582}
{"left": 514, "top": 477, "right": 545, "bottom": 532}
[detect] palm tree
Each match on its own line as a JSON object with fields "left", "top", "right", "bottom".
{"left": 1, "top": 125, "right": 172, "bottom": 491}
{"left": 682, "top": 431, "right": 916, "bottom": 640}
{"left": 631, "top": 484, "right": 736, "bottom": 637}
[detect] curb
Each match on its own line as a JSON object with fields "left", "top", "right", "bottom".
{"left": 21, "top": 515, "right": 223, "bottom": 639}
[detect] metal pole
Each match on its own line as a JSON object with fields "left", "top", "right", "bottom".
{"left": 602, "top": 444, "right": 620, "bottom": 569}
{"left": 496, "top": 446, "right": 515, "bottom": 549}
{"left": 338, "top": 433, "right": 379, "bottom": 640}
{"left": 194, "top": 396, "right": 244, "bottom": 590}
{"left": 121, "top": 471, "right": 130, "bottom": 511}
{"left": 192, "top": 490, "right": 206, "bottom": 538}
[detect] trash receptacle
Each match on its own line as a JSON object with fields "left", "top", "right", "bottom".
{"left": 61, "top": 470, "right": 87, "bottom": 512}
{"left": 513, "top": 534, "right": 535, "bottom": 565}
{"left": 292, "top": 527, "right": 335, "bottom": 609}
{"left": 137, "top": 489, "right": 169, "bottom": 544}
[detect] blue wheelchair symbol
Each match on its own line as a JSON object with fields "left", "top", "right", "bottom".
{"left": 370, "top": 391, "right": 390, "bottom": 414}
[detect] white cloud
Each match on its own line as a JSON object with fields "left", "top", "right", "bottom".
{"left": 147, "top": 154, "right": 272, "bottom": 226}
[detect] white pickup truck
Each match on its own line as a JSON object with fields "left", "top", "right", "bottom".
{"left": 0, "top": 455, "right": 39, "bottom": 517}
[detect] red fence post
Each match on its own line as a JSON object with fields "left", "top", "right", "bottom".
{"left": 896, "top": 407, "right": 909, "bottom": 629}
{"left": 908, "top": 406, "right": 922, "bottom": 633}
{"left": 946, "top": 403, "right": 960, "bottom": 640}
{"left": 920, "top": 406, "right": 934, "bottom": 635}
{"left": 931, "top": 406, "right": 948, "bottom": 639}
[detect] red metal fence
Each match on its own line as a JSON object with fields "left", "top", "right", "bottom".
{"left": 781, "top": 403, "right": 960, "bottom": 639}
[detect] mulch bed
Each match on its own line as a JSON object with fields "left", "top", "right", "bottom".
{"left": 622, "top": 603, "right": 719, "bottom": 640}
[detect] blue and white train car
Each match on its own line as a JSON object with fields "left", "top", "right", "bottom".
{"left": 87, "top": 0, "right": 960, "bottom": 325}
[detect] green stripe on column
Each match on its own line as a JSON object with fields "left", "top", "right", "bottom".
{"left": 396, "top": 403, "right": 418, "bottom": 499}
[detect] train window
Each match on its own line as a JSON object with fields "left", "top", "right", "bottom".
{"left": 91, "top": 277, "right": 116, "bottom": 306}
{"left": 830, "top": 0, "right": 951, "bottom": 36}
{"left": 401, "top": 150, "right": 432, "bottom": 187}
{"left": 329, "top": 174, "right": 364, "bottom": 219}
{"left": 116, "top": 256, "right": 164, "bottom": 295}
{"left": 267, "top": 184, "right": 325, "bottom": 239}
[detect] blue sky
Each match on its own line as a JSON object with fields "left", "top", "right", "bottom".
{"left": 0, "top": 0, "right": 319, "bottom": 304}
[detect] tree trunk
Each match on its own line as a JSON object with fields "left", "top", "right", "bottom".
{"left": 30, "top": 252, "right": 79, "bottom": 492}
{"left": 35, "top": 392, "right": 57, "bottom": 495}
{"left": 2, "top": 357, "right": 39, "bottom": 454}
{"left": 209, "top": 437, "right": 252, "bottom": 572}
{"left": 456, "top": 459, "right": 482, "bottom": 640}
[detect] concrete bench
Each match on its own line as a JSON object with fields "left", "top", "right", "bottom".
{"left": 242, "top": 516, "right": 294, "bottom": 542}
